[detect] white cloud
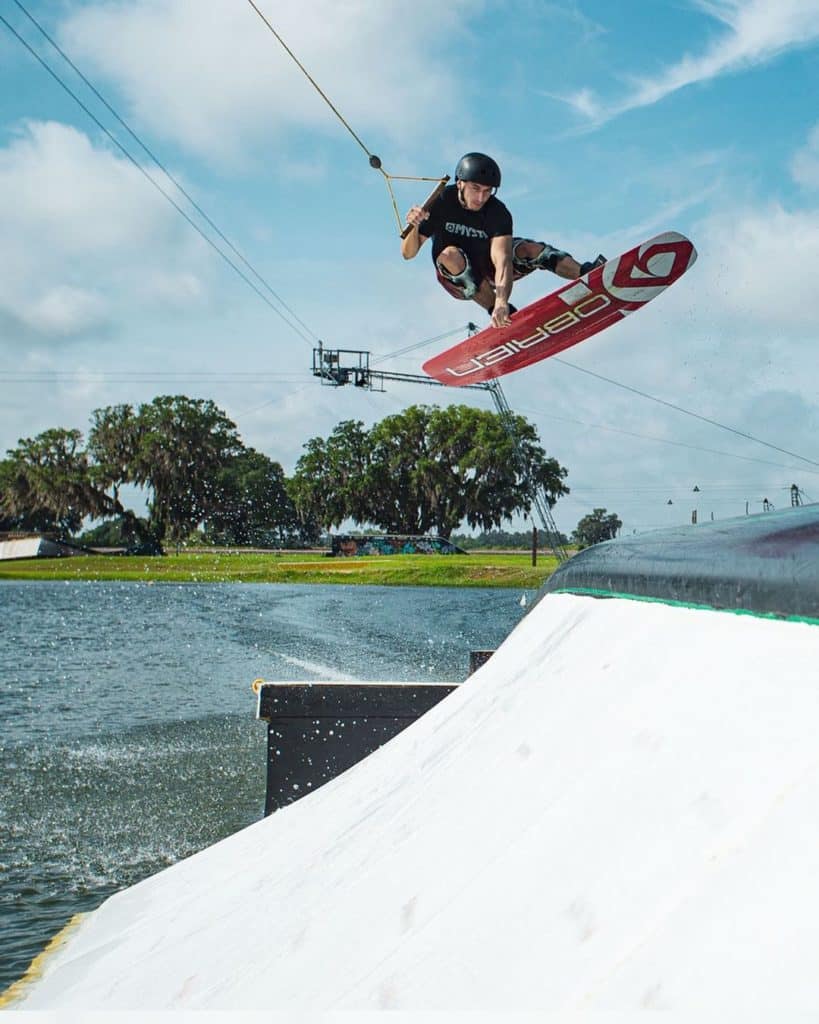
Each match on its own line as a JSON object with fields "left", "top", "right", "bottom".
{"left": 792, "top": 123, "right": 819, "bottom": 190}
{"left": 0, "top": 121, "right": 164, "bottom": 250}
{"left": 562, "top": 88, "right": 602, "bottom": 122}
{"left": 556, "top": 0, "right": 819, "bottom": 125}
{"left": 23, "top": 285, "right": 108, "bottom": 336}
{"left": 57, "top": 0, "right": 473, "bottom": 168}
{"left": 0, "top": 120, "right": 213, "bottom": 341}
{"left": 690, "top": 200, "right": 819, "bottom": 333}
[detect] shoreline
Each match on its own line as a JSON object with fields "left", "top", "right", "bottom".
{"left": 0, "top": 551, "right": 560, "bottom": 588}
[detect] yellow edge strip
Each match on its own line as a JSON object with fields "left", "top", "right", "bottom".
{"left": 0, "top": 912, "right": 86, "bottom": 1008}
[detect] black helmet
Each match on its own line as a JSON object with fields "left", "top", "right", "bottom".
{"left": 455, "top": 152, "right": 501, "bottom": 189}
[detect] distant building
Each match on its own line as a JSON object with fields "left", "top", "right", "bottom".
{"left": 0, "top": 533, "right": 87, "bottom": 561}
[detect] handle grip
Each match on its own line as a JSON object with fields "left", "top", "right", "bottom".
{"left": 400, "top": 176, "right": 450, "bottom": 238}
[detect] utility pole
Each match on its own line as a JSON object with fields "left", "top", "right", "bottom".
{"left": 311, "top": 343, "right": 569, "bottom": 562}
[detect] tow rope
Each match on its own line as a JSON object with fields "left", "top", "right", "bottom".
{"left": 245, "top": 0, "right": 448, "bottom": 234}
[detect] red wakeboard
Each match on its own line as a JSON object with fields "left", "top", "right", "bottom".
{"left": 422, "top": 231, "right": 697, "bottom": 386}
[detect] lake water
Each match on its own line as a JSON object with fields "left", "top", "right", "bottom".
{"left": 0, "top": 580, "right": 529, "bottom": 991}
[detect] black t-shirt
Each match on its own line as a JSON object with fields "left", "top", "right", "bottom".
{"left": 420, "top": 185, "right": 513, "bottom": 282}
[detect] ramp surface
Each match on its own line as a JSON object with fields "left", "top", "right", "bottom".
{"left": 12, "top": 589, "right": 819, "bottom": 1011}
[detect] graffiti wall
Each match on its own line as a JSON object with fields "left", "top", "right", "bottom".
{"left": 330, "top": 534, "right": 466, "bottom": 557}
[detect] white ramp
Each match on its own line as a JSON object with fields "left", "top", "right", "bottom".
{"left": 12, "top": 594, "right": 819, "bottom": 1011}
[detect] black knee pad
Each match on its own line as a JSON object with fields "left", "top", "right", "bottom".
{"left": 513, "top": 239, "right": 569, "bottom": 274}
{"left": 436, "top": 249, "right": 479, "bottom": 299}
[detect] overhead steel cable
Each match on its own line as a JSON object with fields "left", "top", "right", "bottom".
{"left": 244, "top": 0, "right": 447, "bottom": 235}
{"left": 371, "top": 324, "right": 476, "bottom": 365}
{"left": 553, "top": 357, "right": 819, "bottom": 469}
{"left": 1, "top": 7, "right": 316, "bottom": 346}
{"left": 10, "top": 0, "right": 318, "bottom": 345}
{"left": 513, "top": 402, "right": 819, "bottom": 477}
{"left": 245, "top": 0, "right": 372, "bottom": 162}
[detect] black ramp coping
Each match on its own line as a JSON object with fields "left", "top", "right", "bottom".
{"left": 542, "top": 504, "right": 819, "bottom": 619}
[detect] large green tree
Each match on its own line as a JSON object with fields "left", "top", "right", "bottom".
{"left": 126, "top": 396, "right": 244, "bottom": 546}
{"left": 0, "top": 457, "right": 52, "bottom": 532}
{"left": 87, "top": 403, "right": 142, "bottom": 507}
{"left": 288, "top": 419, "right": 371, "bottom": 530}
{"left": 0, "top": 428, "right": 112, "bottom": 536}
{"left": 291, "top": 404, "right": 569, "bottom": 538}
{"left": 86, "top": 403, "right": 161, "bottom": 551}
{"left": 573, "top": 508, "right": 622, "bottom": 549}
{"left": 205, "top": 448, "right": 307, "bottom": 546}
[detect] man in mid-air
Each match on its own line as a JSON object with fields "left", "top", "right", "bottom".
{"left": 402, "top": 152, "right": 605, "bottom": 329}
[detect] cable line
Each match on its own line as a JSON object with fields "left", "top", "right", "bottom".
{"left": 244, "top": 0, "right": 447, "bottom": 234}
{"left": 246, "top": 0, "right": 371, "bottom": 162}
{"left": 513, "top": 403, "right": 819, "bottom": 477}
{"left": 0, "top": 7, "right": 315, "bottom": 345}
{"left": 372, "top": 324, "right": 475, "bottom": 364}
{"left": 553, "top": 357, "right": 819, "bottom": 469}
{"left": 10, "top": 0, "right": 318, "bottom": 346}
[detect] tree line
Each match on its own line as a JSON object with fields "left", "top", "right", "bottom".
{"left": 451, "top": 509, "right": 623, "bottom": 550}
{"left": 0, "top": 395, "right": 575, "bottom": 552}
{"left": 450, "top": 529, "right": 568, "bottom": 549}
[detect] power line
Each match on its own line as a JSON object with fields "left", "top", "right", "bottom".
{"left": 0, "top": 360, "right": 808, "bottom": 479}
{"left": 513, "top": 403, "right": 819, "bottom": 477}
{"left": 570, "top": 484, "right": 807, "bottom": 493}
{"left": 0, "top": 371, "right": 313, "bottom": 382}
{"left": 552, "top": 356, "right": 819, "bottom": 469}
{"left": 1, "top": 5, "right": 317, "bottom": 346}
{"left": 11, "top": 0, "right": 320, "bottom": 347}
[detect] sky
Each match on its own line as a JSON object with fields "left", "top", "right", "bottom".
{"left": 1, "top": 0, "right": 819, "bottom": 538}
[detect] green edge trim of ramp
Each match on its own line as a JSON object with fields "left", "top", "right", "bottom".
{"left": 549, "top": 587, "right": 819, "bottom": 628}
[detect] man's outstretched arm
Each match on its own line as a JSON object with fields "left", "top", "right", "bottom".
{"left": 490, "top": 234, "right": 514, "bottom": 327}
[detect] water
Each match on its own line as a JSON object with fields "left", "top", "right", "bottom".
{"left": 0, "top": 580, "right": 528, "bottom": 990}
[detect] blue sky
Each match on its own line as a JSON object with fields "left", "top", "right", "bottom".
{"left": 1, "top": 0, "right": 819, "bottom": 537}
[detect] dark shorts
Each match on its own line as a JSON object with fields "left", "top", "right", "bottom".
{"left": 434, "top": 237, "right": 549, "bottom": 300}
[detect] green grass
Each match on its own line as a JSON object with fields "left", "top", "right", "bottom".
{"left": 0, "top": 550, "right": 558, "bottom": 588}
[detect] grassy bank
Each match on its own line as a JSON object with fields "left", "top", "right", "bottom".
{"left": 0, "top": 550, "right": 558, "bottom": 588}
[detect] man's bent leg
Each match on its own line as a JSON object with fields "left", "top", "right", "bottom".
{"left": 512, "top": 238, "right": 605, "bottom": 280}
{"left": 553, "top": 254, "right": 583, "bottom": 279}
{"left": 512, "top": 239, "right": 571, "bottom": 276}
{"left": 435, "top": 247, "right": 515, "bottom": 316}
{"left": 436, "top": 246, "right": 485, "bottom": 302}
